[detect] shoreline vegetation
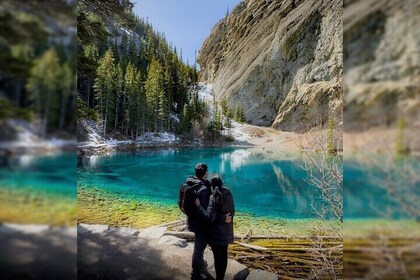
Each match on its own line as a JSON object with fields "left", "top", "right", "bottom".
{"left": 76, "top": 186, "right": 420, "bottom": 239}
{"left": 76, "top": 186, "right": 419, "bottom": 278}
{"left": 77, "top": 186, "right": 340, "bottom": 237}
{"left": 0, "top": 186, "right": 76, "bottom": 226}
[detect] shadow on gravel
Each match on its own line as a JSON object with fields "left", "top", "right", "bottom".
{"left": 78, "top": 230, "right": 187, "bottom": 280}
{"left": 0, "top": 225, "right": 77, "bottom": 280}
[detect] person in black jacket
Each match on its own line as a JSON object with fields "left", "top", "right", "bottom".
{"left": 208, "top": 175, "right": 234, "bottom": 280}
{"left": 186, "top": 163, "right": 215, "bottom": 280}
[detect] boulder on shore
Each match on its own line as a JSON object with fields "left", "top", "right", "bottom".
{"left": 246, "top": 269, "right": 278, "bottom": 280}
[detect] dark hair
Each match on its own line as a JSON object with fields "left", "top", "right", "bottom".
{"left": 195, "top": 162, "right": 208, "bottom": 179}
{"left": 210, "top": 175, "right": 223, "bottom": 188}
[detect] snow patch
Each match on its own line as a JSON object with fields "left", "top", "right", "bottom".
{"left": 137, "top": 132, "right": 177, "bottom": 143}
{"left": 170, "top": 113, "right": 180, "bottom": 123}
{"left": 0, "top": 119, "right": 75, "bottom": 150}
{"left": 196, "top": 83, "right": 251, "bottom": 143}
{"left": 227, "top": 121, "right": 251, "bottom": 142}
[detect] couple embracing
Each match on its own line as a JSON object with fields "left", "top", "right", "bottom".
{"left": 178, "top": 163, "right": 235, "bottom": 280}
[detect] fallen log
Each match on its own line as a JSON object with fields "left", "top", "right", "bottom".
{"left": 163, "top": 230, "right": 340, "bottom": 241}
{"left": 163, "top": 231, "right": 195, "bottom": 240}
{"left": 235, "top": 241, "right": 269, "bottom": 251}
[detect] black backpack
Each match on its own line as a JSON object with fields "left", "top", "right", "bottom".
{"left": 213, "top": 187, "right": 234, "bottom": 215}
{"left": 178, "top": 182, "right": 202, "bottom": 216}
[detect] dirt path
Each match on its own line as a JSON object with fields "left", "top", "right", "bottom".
{"left": 233, "top": 123, "right": 304, "bottom": 151}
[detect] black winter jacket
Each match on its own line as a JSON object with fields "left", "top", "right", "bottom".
{"left": 185, "top": 176, "right": 215, "bottom": 234}
{"left": 210, "top": 187, "right": 235, "bottom": 246}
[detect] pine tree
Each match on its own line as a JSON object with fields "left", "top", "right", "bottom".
{"left": 180, "top": 105, "right": 191, "bottom": 140}
{"left": 125, "top": 63, "right": 134, "bottom": 137}
{"left": 212, "top": 95, "right": 222, "bottom": 141}
{"left": 26, "top": 48, "right": 62, "bottom": 137}
{"left": 120, "top": 32, "right": 128, "bottom": 68}
{"left": 113, "top": 62, "right": 123, "bottom": 130}
{"left": 94, "top": 48, "right": 115, "bottom": 135}
{"left": 124, "top": 62, "right": 139, "bottom": 139}
{"left": 239, "top": 106, "right": 246, "bottom": 123}
{"left": 127, "top": 35, "right": 138, "bottom": 66}
{"left": 395, "top": 116, "right": 408, "bottom": 156}
{"left": 77, "top": 8, "right": 200, "bottom": 141}
{"left": 135, "top": 70, "right": 146, "bottom": 137}
{"left": 220, "top": 96, "right": 229, "bottom": 116}
{"left": 58, "top": 62, "right": 73, "bottom": 130}
{"left": 145, "top": 58, "right": 164, "bottom": 132}
{"left": 82, "top": 44, "right": 99, "bottom": 107}
{"left": 234, "top": 106, "right": 246, "bottom": 123}
{"left": 164, "top": 50, "right": 174, "bottom": 130}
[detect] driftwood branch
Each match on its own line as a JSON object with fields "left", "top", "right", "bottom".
{"left": 235, "top": 242, "right": 269, "bottom": 251}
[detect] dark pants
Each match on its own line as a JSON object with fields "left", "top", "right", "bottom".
{"left": 191, "top": 232, "right": 209, "bottom": 279}
{"left": 211, "top": 244, "right": 229, "bottom": 280}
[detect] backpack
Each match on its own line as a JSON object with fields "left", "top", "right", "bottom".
{"left": 213, "top": 187, "right": 234, "bottom": 214}
{"left": 178, "top": 182, "right": 202, "bottom": 216}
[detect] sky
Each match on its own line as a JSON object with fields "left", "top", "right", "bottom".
{"left": 133, "top": 0, "right": 243, "bottom": 66}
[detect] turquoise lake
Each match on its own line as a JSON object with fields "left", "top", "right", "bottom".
{"left": 1, "top": 148, "right": 414, "bottom": 220}
{"left": 0, "top": 153, "right": 76, "bottom": 197}
{"left": 78, "top": 147, "right": 330, "bottom": 219}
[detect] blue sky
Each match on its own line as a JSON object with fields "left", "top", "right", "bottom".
{"left": 133, "top": 0, "right": 243, "bottom": 66}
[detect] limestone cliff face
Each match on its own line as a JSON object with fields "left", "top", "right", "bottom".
{"left": 344, "top": 0, "right": 420, "bottom": 130}
{"left": 198, "top": 0, "right": 343, "bottom": 131}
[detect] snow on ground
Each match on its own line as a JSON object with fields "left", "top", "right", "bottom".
{"left": 228, "top": 121, "right": 251, "bottom": 142}
{"left": 197, "top": 83, "right": 251, "bottom": 143}
{"left": 78, "top": 118, "right": 178, "bottom": 149}
{"left": 78, "top": 83, "right": 253, "bottom": 149}
{"left": 197, "top": 83, "right": 214, "bottom": 103}
{"left": 0, "top": 138, "right": 76, "bottom": 149}
{"left": 137, "top": 132, "right": 177, "bottom": 143}
{"left": 0, "top": 119, "right": 75, "bottom": 150}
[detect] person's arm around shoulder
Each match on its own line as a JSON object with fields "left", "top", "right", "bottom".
{"left": 195, "top": 194, "right": 216, "bottom": 222}
{"left": 223, "top": 188, "right": 234, "bottom": 223}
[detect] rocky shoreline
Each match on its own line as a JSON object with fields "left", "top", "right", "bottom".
{"left": 77, "top": 223, "right": 273, "bottom": 280}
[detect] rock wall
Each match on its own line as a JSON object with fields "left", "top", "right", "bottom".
{"left": 344, "top": 0, "right": 420, "bottom": 131}
{"left": 198, "top": 0, "right": 343, "bottom": 132}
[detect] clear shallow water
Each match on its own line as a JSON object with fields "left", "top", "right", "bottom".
{"left": 344, "top": 158, "right": 419, "bottom": 220}
{"left": 78, "top": 147, "right": 326, "bottom": 219}
{"left": 1, "top": 149, "right": 414, "bottom": 220}
{"left": 0, "top": 153, "right": 76, "bottom": 197}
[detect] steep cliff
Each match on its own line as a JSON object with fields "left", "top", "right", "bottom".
{"left": 198, "top": 0, "right": 343, "bottom": 132}
{"left": 344, "top": 0, "right": 419, "bottom": 131}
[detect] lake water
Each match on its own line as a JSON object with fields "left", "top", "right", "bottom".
{"left": 344, "top": 157, "right": 418, "bottom": 220}
{"left": 1, "top": 148, "right": 413, "bottom": 221}
{"left": 77, "top": 147, "right": 329, "bottom": 219}
{"left": 0, "top": 153, "right": 76, "bottom": 197}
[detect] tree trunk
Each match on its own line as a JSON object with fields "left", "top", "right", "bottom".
{"left": 142, "top": 110, "right": 145, "bottom": 134}
{"left": 42, "top": 90, "right": 51, "bottom": 138}
{"left": 114, "top": 95, "right": 118, "bottom": 130}
{"left": 59, "top": 90, "right": 66, "bottom": 130}
{"left": 87, "top": 78, "right": 91, "bottom": 107}
{"left": 103, "top": 97, "right": 108, "bottom": 136}
{"left": 15, "top": 80, "right": 21, "bottom": 107}
{"left": 121, "top": 96, "right": 125, "bottom": 133}
{"left": 71, "top": 92, "right": 76, "bottom": 132}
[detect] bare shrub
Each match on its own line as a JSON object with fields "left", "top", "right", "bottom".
{"left": 300, "top": 129, "right": 343, "bottom": 279}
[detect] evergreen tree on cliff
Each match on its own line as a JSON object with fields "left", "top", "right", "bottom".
{"left": 94, "top": 48, "right": 115, "bottom": 135}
